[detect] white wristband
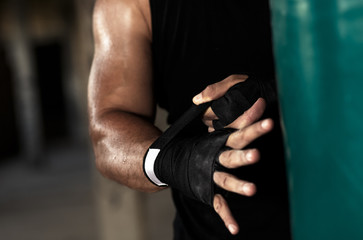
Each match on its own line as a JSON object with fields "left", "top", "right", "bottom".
{"left": 144, "top": 148, "right": 168, "bottom": 187}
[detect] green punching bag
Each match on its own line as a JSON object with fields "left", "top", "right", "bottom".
{"left": 269, "top": 0, "right": 363, "bottom": 239}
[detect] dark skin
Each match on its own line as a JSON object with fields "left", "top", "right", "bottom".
{"left": 88, "top": 0, "right": 274, "bottom": 235}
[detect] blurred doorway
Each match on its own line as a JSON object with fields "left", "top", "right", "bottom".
{"left": 0, "top": 44, "right": 19, "bottom": 162}
{"left": 33, "top": 41, "right": 69, "bottom": 145}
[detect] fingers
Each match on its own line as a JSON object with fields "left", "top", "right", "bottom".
{"left": 193, "top": 74, "right": 248, "bottom": 105}
{"left": 203, "top": 98, "right": 266, "bottom": 131}
{"left": 213, "top": 194, "right": 239, "bottom": 235}
{"left": 213, "top": 171, "right": 256, "bottom": 197}
{"left": 202, "top": 107, "right": 217, "bottom": 129}
{"left": 203, "top": 107, "right": 216, "bottom": 120}
{"left": 202, "top": 97, "right": 266, "bottom": 132}
{"left": 226, "top": 118, "right": 274, "bottom": 149}
{"left": 219, "top": 149, "right": 259, "bottom": 168}
{"left": 226, "top": 98, "right": 266, "bottom": 130}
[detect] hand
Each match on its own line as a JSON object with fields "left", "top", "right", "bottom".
{"left": 192, "top": 75, "right": 273, "bottom": 235}
{"left": 214, "top": 99, "right": 272, "bottom": 235}
{"left": 193, "top": 74, "right": 249, "bottom": 132}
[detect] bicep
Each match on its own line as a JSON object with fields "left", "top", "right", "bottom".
{"left": 88, "top": 0, "right": 154, "bottom": 122}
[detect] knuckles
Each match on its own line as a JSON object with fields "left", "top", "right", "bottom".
{"left": 204, "top": 84, "right": 218, "bottom": 97}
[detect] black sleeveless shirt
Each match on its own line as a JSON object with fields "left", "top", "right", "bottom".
{"left": 150, "top": 1, "right": 291, "bottom": 239}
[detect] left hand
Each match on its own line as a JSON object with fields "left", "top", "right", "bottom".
{"left": 212, "top": 98, "right": 271, "bottom": 235}
{"left": 192, "top": 74, "right": 271, "bottom": 235}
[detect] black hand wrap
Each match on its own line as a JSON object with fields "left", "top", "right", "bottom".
{"left": 143, "top": 76, "right": 274, "bottom": 206}
{"left": 143, "top": 102, "right": 236, "bottom": 206}
{"left": 211, "top": 76, "right": 276, "bottom": 129}
{"left": 154, "top": 128, "right": 234, "bottom": 206}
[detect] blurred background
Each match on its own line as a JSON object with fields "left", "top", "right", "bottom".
{"left": 0, "top": 0, "right": 174, "bottom": 239}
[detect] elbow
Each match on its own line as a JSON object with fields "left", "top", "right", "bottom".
{"left": 91, "top": 144, "right": 107, "bottom": 179}
{"left": 88, "top": 119, "right": 110, "bottom": 178}
{"left": 93, "top": 148, "right": 108, "bottom": 178}
{"left": 91, "top": 137, "right": 120, "bottom": 183}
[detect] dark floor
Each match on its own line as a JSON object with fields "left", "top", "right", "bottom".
{"left": 0, "top": 142, "right": 100, "bottom": 240}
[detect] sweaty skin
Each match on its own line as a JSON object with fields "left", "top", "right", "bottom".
{"left": 88, "top": 0, "right": 273, "bottom": 235}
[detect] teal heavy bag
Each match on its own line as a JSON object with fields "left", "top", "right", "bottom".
{"left": 270, "top": 0, "right": 363, "bottom": 239}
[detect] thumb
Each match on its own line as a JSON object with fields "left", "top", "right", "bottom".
{"left": 193, "top": 74, "right": 248, "bottom": 105}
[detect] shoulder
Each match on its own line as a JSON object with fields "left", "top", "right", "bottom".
{"left": 89, "top": 0, "right": 155, "bottom": 119}
{"left": 92, "top": 0, "right": 152, "bottom": 51}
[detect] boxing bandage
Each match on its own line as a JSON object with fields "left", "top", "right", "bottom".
{"left": 143, "top": 76, "right": 273, "bottom": 206}
{"left": 144, "top": 103, "right": 234, "bottom": 206}
{"left": 150, "top": 128, "right": 234, "bottom": 206}
{"left": 144, "top": 103, "right": 212, "bottom": 188}
{"left": 211, "top": 76, "right": 276, "bottom": 129}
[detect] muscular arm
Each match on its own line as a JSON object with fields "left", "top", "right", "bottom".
{"left": 88, "top": 0, "right": 274, "bottom": 235}
{"left": 88, "top": 0, "right": 160, "bottom": 192}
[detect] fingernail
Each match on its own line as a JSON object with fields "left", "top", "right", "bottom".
{"left": 193, "top": 94, "right": 202, "bottom": 104}
{"left": 242, "top": 183, "right": 254, "bottom": 195}
{"left": 261, "top": 119, "right": 270, "bottom": 129}
{"left": 228, "top": 224, "right": 238, "bottom": 234}
{"left": 246, "top": 151, "right": 253, "bottom": 162}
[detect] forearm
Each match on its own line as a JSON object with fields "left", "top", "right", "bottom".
{"left": 90, "top": 110, "right": 162, "bottom": 192}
